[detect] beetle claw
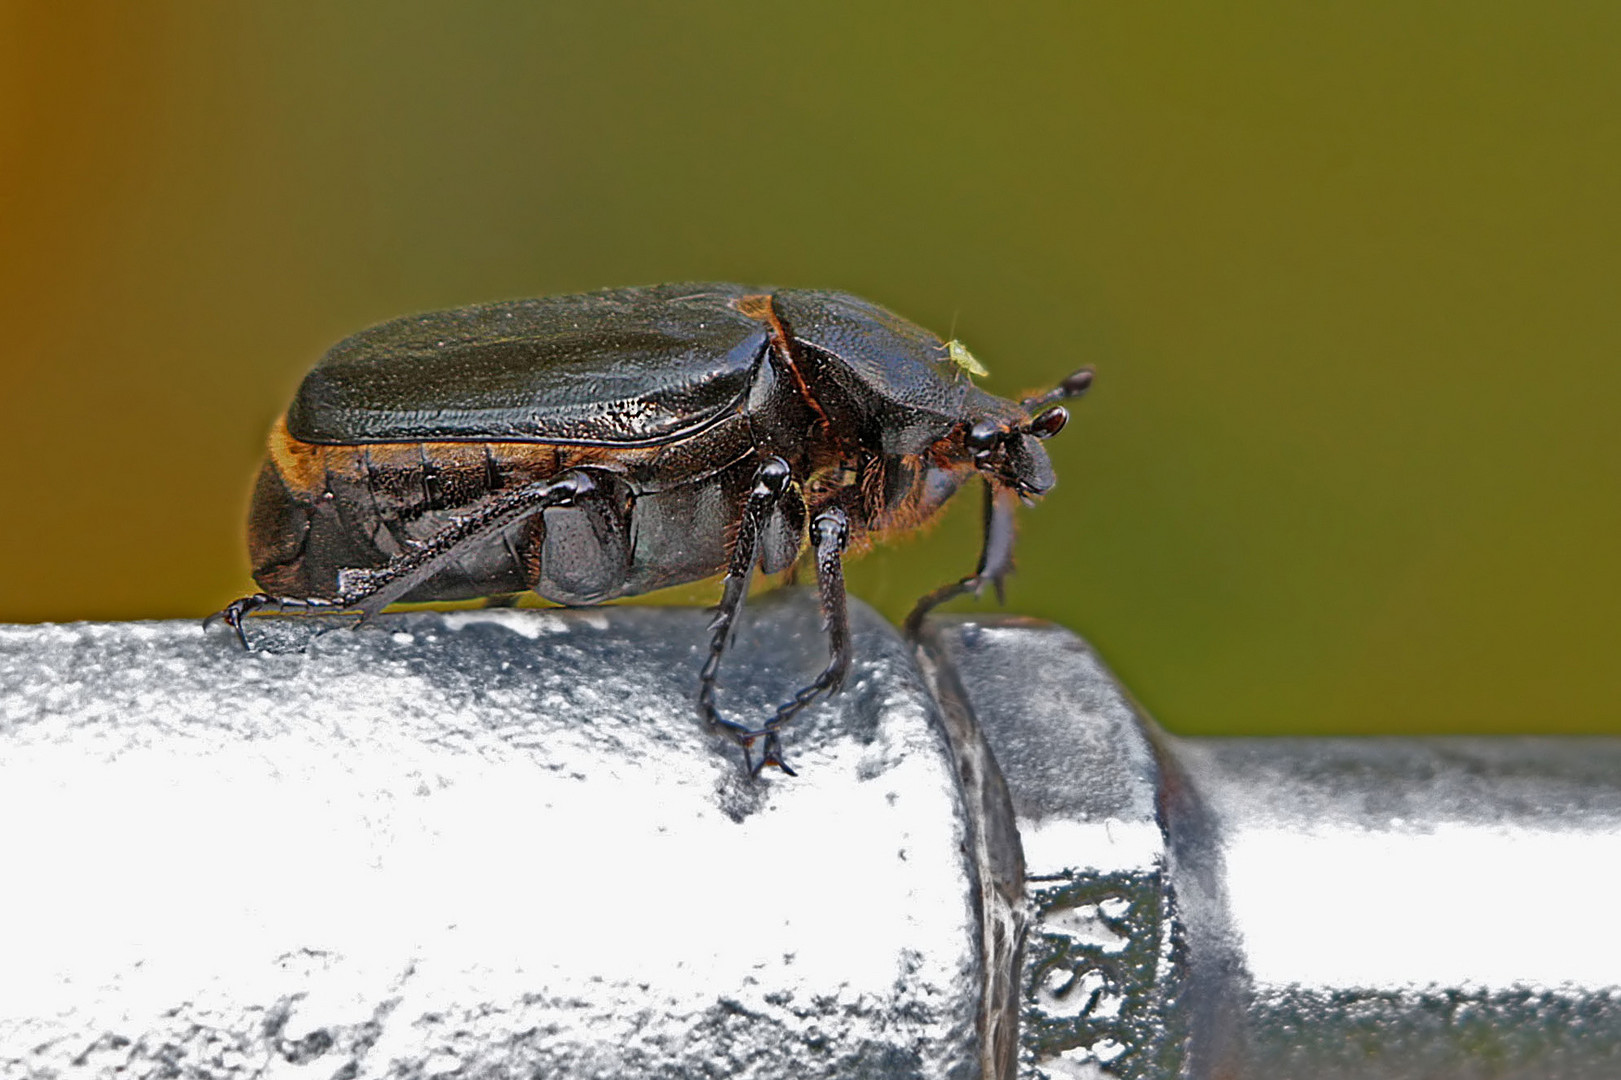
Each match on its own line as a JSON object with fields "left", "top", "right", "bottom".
{"left": 753, "top": 733, "right": 797, "bottom": 779}
{"left": 959, "top": 572, "right": 1006, "bottom": 606}
{"left": 204, "top": 594, "right": 273, "bottom": 650}
{"left": 205, "top": 593, "right": 354, "bottom": 650}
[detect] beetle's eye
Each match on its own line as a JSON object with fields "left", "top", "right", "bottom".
{"left": 1027, "top": 406, "right": 1068, "bottom": 439}
{"left": 965, "top": 420, "right": 1002, "bottom": 453}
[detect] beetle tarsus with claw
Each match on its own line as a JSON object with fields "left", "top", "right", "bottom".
{"left": 208, "top": 284, "right": 1091, "bottom": 774}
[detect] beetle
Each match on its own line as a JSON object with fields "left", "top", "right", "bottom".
{"left": 212, "top": 284, "right": 1091, "bottom": 774}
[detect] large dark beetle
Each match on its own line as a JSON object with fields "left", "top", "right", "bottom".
{"left": 215, "top": 284, "right": 1091, "bottom": 773}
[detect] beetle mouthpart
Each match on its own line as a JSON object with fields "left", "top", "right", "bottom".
{"left": 1005, "top": 471, "right": 1050, "bottom": 502}
{"left": 1015, "top": 479, "right": 1048, "bottom": 504}
{"left": 1000, "top": 430, "right": 1057, "bottom": 498}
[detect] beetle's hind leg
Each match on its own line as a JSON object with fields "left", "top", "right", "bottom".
{"left": 751, "top": 506, "right": 852, "bottom": 776}
{"left": 206, "top": 471, "right": 601, "bottom": 649}
{"left": 204, "top": 594, "right": 348, "bottom": 649}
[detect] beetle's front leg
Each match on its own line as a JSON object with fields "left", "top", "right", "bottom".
{"left": 207, "top": 470, "right": 600, "bottom": 648}
{"left": 699, "top": 455, "right": 794, "bottom": 770}
{"left": 902, "top": 479, "right": 1019, "bottom": 637}
{"left": 754, "top": 506, "right": 851, "bottom": 776}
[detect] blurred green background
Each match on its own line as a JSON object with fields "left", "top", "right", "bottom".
{"left": 2, "top": 3, "right": 1617, "bottom": 736}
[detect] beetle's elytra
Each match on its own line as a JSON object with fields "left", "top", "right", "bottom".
{"left": 214, "top": 284, "right": 1091, "bottom": 774}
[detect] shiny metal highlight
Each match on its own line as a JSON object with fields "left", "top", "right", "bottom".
{"left": 0, "top": 596, "right": 983, "bottom": 1079}
{"left": 3, "top": 601, "right": 1618, "bottom": 1078}
{"left": 927, "top": 617, "right": 1621, "bottom": 1080}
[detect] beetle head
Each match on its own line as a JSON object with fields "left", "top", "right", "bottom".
{"left": 960, "top": 366, "right": 1092, "bottom": 498}
{"left": 964, "top": 405, "right": 1067, "bottom": 499}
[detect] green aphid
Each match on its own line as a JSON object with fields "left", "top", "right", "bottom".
{"left": 946, "top": 339, "right": 989, "bottom": 378}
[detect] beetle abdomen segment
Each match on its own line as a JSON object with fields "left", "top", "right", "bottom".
{"left": 245, "top": 458, "right": 315, "bottom": 597}
{"left": 250, "top": 417, "right": 544, "bottom": 601}
{"left": 530, "top": 470, "right": 634, "bottom": 605}
{"left": 623, "top": 454, "right": 766, "bottom": 596}
{"left": 248, "top": 412, "right": 779, "bottom": 606}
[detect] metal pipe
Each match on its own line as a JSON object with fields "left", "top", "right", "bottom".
{"left": 926, "top": 617, "right": 1621, "bottom": 1080}
{"left": 2, "top": 596, "right": 1617, "bottom": 1078}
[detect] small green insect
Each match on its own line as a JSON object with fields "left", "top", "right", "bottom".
{"left": 946, "top": 339, "right": 989, "bottom": 378}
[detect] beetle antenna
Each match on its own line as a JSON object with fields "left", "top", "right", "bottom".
{"left": 1021, "top": 367, "right": 1094, "bottom": 413}
{"left": 1022, "top": 405, "right": 1069, "bottom": 440}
